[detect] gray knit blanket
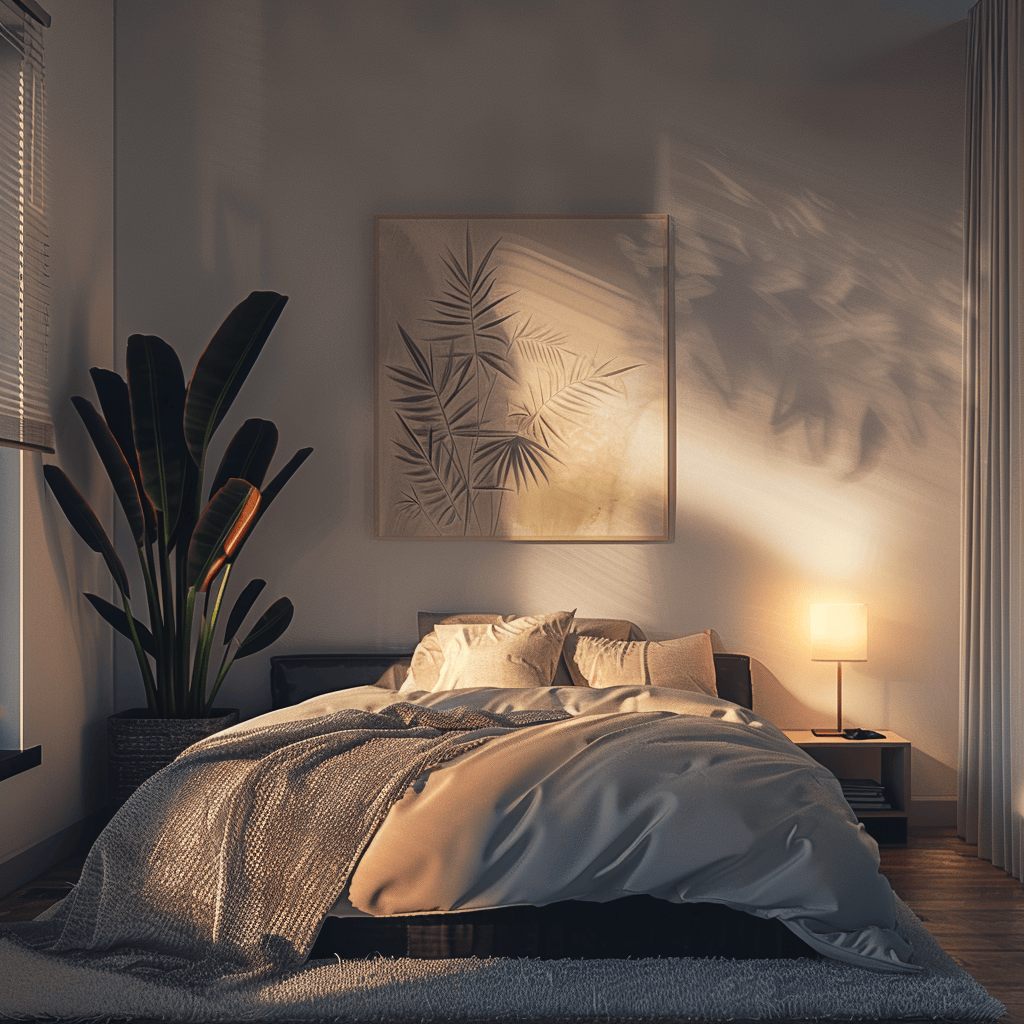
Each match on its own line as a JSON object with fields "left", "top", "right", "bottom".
{"left": 9, "top": 702, "right": 566, "bottom": 989}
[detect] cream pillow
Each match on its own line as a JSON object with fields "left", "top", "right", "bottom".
{"left": 430, "top": 610, "right": 575, "bottom": 691}
{"left": 563, "top": 630, "right": 718, "bottom": 696}
{"left": 403, "top": 613, "right": 511, "bottom": 691}
{"left": 550, "top": 617, "right": 647, "bottom": 686}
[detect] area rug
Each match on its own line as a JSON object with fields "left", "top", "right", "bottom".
{"left": 0, "top": 897, "right": 1005, "bottom": 1022}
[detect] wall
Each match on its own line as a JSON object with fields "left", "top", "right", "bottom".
{"left": 114, "top": 0, "right": 965, "bottom": 817}
{"left": 0, "top": 0, "right": 115, "bottom": 890}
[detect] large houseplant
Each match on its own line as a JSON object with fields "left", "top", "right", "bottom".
{"left": 45, "top": 291, "right": 311, "bottom": 797}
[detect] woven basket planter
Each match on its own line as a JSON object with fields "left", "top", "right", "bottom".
{"left": 107, "top": 707, "right": 239, "bottom": 809}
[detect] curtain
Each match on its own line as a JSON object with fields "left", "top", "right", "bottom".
{"left": 0, "top": 0, "right": 50, "bottom": 453}
{"left": 960, "top": 0, "right": 1024, "bottom": 881}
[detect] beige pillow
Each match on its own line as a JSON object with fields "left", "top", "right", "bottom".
{"left": 430, "top": 610, "right": 575, "bottom": 691}
{"left": 405, "top": 613, "right": 511, "bottom": 690}
{"left": 550, "top": 617, "right": 647, "bottom": 686}
{"left": 563, "top": 630, "right": 718, "bottom": 696}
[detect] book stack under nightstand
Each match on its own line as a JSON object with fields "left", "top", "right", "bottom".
{"left": 783, "top": 730, "right": 911, "bottom": 846}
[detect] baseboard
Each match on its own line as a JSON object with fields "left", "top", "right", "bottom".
{"left": 0, "top": 807, "right": 107, "bottom": 900}
{"left": 909, "top": 799, "right": 957, "bottom": 827}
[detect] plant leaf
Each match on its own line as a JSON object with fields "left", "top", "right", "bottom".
{"left": 43, "top": 465, "right": 131, "bottom": 596}
{"left": 183, "top": 291, "right": 288, "bottom": 467}
{"left": 90, "top": 367, "right": 157, "bottom": 541}
{"left": 223, "top": 578, "right": 267, "bottom": 645}
{"left": 186, "top": 478, "right": 261, "bottom": 592}
{"left": 127, "top": 333, "right": 189, "bottom": 540}
{"left": 236, "top": 596, "right": 294, "bottom": 659}
{"left": 84, "top": 592, "right": 155, "bottom": 656}
{"left": 71, "top": 396, "right": 147, "bottom": 546}
{"left": 251, "top": 446, "right": 313, "bottom": 526}
{"left": 208, "top": 418, "right": 279, "bottom": 499}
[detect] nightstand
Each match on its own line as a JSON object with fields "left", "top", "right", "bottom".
{"left": 783, "top": 730, "right": 911, "bottom": 846}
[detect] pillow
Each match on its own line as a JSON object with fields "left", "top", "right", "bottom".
{"left": 550, "top": 617, "right": 647, "bottom": 686}
{"left": 405, "top": 613, "right": 512, "bottom": 691}
{"left": 562, "top": 630, "right": 718, "bottom": 696}
{"left": 430, "top": 610, "right": 575, "bottom": 691}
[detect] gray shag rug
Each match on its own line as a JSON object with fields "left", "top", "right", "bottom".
{"left": 0, "top": 897, "right": 1005, "bottom": 1022}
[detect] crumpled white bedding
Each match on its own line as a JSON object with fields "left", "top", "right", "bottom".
{"left": 225, "top": 683, "right": 919, "bottom": 973}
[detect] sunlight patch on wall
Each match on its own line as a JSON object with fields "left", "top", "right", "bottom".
{"left": 681, "top": 412, "right": 876, "bottom": 577}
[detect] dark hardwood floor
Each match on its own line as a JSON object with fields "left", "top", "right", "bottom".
{"left": 0, "top": 827, "right": 1020, "bottom": 1022}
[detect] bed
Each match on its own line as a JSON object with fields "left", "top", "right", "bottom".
{"left": 11, "top": 609, "right": 919, "bottom": 987}
{"left": 263, "top": 611, "right": 916, "bottom": 973}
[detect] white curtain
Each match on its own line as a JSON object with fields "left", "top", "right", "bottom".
{"left": 960, "top": 0, "right": 1024, "bottom": 881}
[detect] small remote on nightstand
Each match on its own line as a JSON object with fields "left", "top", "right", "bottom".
{"left": 843, "top": 728, "right": 885, "bottom": 740}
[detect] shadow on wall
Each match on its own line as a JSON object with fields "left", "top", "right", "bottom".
{"left": 656, "top": 133, "right": 961, "bottom": 482}
{"left": 629, "top": 20, "right": 965, "bottom": 741}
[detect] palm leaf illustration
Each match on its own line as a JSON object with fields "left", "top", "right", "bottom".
{"left": 509, "top": 356, "right": 642, "bottom": 448}
{"left": 395, "top": 488, "right": 444, "bottom": 535}
{"left": 471, "top": 431, "right": 560, "bottom": 493}
{"left": 508, "top": 316, "right": 569, "bottom": 369}
{"left": 391, "top": 414, "right": 466, "bottom": 528}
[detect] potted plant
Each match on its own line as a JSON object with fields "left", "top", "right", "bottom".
{"left": 44, "top": 291, "right": 312, "bottom": 805}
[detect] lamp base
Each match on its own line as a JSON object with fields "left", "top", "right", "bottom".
{"left": 811, "top": 728, "right": 845, "bottom": 737}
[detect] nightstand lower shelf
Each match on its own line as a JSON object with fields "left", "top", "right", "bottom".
{"left": 783, "top": 730, "right": 911, "bottom": 847}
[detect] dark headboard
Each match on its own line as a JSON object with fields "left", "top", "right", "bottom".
{"left": 271, "top": 652, "right": 753, "bottom": 711}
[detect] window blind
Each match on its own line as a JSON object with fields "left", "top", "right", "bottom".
{"left": 0, "top": 0, "right": 49, "bottom": 454}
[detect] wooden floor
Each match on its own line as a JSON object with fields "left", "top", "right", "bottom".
{"left": 0, "top": 827, "right": 1020, "bottom": 1023}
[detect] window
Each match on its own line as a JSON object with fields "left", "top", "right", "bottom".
{"left": 0, "top": 0, "right": 49, "bottom": 780}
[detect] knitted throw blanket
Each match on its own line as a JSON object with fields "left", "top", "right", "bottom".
{"left": 11, "top": 702, "right": 566, "bottom": 988}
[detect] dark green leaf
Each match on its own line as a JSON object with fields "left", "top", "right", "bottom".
{"left": 127, "top": 334, "right": 189, "bottom": 540}
{"left": 71, "top": 396, "right": 147, "bottom": 546}
{"left": 43, "top": 465, "right": 131, "bottom": 596}
{"left": 186, "top": 478, "right": 260, "bottom": 592}
{"left": 253, "top": 446, "right": 312, "bottom": 518}
{"left": 223, "top": 578, "right": 266, "bottom": 645}
{"left": 90, "top": 367, "right": 157, "bottom": 541}
{"left": 183, "top": 291, "right": 288, "bottom": 467}
{"left": 84, "top": 592, "right": 155, "bottom": 656}
{"left": 236, "top": 596, "right": 294, "bottom": 659}
{"left": 208, "top": 418, "right": 279, "bottom": 499}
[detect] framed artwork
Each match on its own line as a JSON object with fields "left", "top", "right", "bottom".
{"left": 375, "top": 214, "right": 672, "bottom": 541}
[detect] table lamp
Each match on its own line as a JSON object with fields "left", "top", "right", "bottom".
{"left": 810, "top": 603, "right": 867, "bottom": 737}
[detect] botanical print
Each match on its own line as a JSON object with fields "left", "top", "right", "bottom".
{"left": 375, "top": 215, "right": 670, "bottom": 540}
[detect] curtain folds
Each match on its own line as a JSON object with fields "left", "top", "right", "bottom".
{"left": 960, "top": 0, "right": 1024, "bottom": 881}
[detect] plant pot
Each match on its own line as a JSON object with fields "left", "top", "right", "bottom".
{"left": 107, "top": 707, "right": 240, "bottom": 809}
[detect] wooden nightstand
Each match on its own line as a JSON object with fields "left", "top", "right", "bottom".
{"left": 783, "top": 730, "right": 911, "bottom": 846}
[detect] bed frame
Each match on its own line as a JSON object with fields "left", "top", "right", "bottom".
{"left": 270, "top": 650, "right": 814, "bottom": 962}
{"left": 269, "top": 651, "right": 755, "bottom": 711}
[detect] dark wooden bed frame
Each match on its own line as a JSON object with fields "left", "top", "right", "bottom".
{"left": 269, "top": 651, "right": 815, "bottom": 961}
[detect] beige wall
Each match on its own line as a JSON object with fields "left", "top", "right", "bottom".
{"left": 0, "top": 0, "right": 116, "bottom": 886}
{"left": 112, "top": 1, "right": 964, "bottom": 812}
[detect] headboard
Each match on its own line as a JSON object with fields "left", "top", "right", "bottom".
{"left": 270, "top": 652, "right": 753, "bottom": 711}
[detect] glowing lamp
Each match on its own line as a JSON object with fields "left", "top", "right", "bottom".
{"left": 810, "top": 603, "right": 867, "bottom": 737}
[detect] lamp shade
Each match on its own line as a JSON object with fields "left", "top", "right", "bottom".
{"left": 810, "top": 603, "right": 867, "bottom": 662}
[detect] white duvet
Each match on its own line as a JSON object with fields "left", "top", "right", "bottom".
{"left": 227, "top": 682, "right": 919, "bottom": 973}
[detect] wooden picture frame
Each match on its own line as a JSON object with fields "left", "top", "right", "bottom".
{"left": 375, "top": 214, "right": 672, "bottom": 541}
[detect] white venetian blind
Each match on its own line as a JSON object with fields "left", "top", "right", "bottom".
{"left": 0, "top": 0, "right": 49, "bottom": 453}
